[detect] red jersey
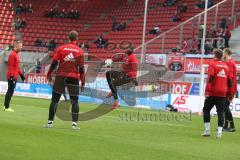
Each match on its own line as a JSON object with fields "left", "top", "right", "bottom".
{"left": 49, "top": 41, "right": 84, "bottom": 80}
{"left": 7, "top": 50, "right": 23, "bottom": 80}
{"left": 205, "top": 59, "right": 232, "bottom": 97}
{"left": 122, "top": 53, "right": 138, "bottom": 78}
{"left": 225, "top": 59, "right": 237, "bottom": 93}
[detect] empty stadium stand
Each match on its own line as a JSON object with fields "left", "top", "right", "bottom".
{"left": 0, "top": 0, "right": 15, "bottom": 47}
{"left": 0, "top": 0, "right": 239, "bottom": 59}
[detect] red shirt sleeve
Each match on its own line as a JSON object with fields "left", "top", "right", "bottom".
{"left": 47, "top": 48, "right": 61, "bottom": 77}
{"left": 77, "top": 50, "right": 85, "bottom": 86}
{"left": 205, "top": 63, "right": 215, "bottom": 96}
{"left": 7, "top": 53, "right": 16, "bottom": 78}
{"left": 232, "top": 62, "right": 237, "bottom": 93}
{"left": 52, "top": 47, "right": 61, "bottom": 61}
{"left": 8, "top": 53, "right": 15, "bottom": 69}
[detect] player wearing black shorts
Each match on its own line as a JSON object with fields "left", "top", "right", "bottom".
{"left": 44, "top": 31, "right": 85, "bottom": 129}
{"left": 106, "top": 48, "right": 138, "bottom": 109}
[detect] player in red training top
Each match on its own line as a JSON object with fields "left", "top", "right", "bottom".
{"left": 223, "top": 48, "right": 237, "bottom": 132}
{"left": 3, "top": 41, "right": 25, "bottom": 112}
{"left": 106, "top": 47, "right": 138, "bottom": 109}
{"left": 44, "top": 31, "right": 85, "bottom": 130}
{"left": 202, "top": 49, "right": 233, "bottom": 139}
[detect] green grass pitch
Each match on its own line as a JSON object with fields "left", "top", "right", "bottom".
{"left": 0, "top": 95, "right": 239, "bottom": 160}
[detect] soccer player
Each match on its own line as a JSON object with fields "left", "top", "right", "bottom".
{"left": 106, "top": 48, "right": 138, "bottom": 109}
{"left": 44, "top": 31, "right": 85, "bottom": 130}
{"left": 202, "top": 49, "right": 233, "bottom": 138}
{"left": 223, "top": 48, "right": 237, "bottom": 132}
{"left": 3, "top": 41, "right": 25, "bottom": 112}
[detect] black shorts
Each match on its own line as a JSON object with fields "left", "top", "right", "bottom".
{"left": 52, "top": 76, "right": 79, "bottom": 98}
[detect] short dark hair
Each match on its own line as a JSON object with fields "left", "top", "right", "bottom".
{"left": 125, "top": 46, "right": 134, "bottom": 55}
{"left": 213, "top": 49, "right": 223, "bottom": 59}
{"left": 68, "top": 31, "right": 78, "bottom": 41}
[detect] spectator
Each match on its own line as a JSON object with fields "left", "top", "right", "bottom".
{"left": 35, "top": 59, "right": 41, "bottom": 74}
{"left": 208, "top": 0, "right": 214, "bottom": 8}
{"left": 15, "top": 18, "right": 22, "bottom": 30}
{"left": 43, "top": 9, "right": 49, "bottom": 17}
{"left": 205, "top": 40, "right": 213, "bottom": 54}
{"left": 220, "top": 17, "right": 227, "bottom": 30}
{"left": 16, "top": 3, "right": 23, "bottom": 14}
{"left": 198, "top": 25, "right": 204, "bottom": 50}
{"left": 196, "top": 0, "right": 205, "bottom": 9}
{"left": 178, "top": 3, "right": 188, "bottom": 13}
{"left": 27, "top": 3, "right": 33, "bottom": 13}
{"left": 164, "top": 0, "right": 175, "bottom": 7}
{"left": 48, "top": 39, "right": 57, "bottom": 51}
{"left": 181, "top": 40, "right": 188, "bottom": 53}
{"left": 59, "top": 9, "right": 66, "bottom": 18}
{"left": 216, "top": 27, "right": 224, "bottom": 48}
{"left": 74, "top": 10, "right": 80, "bottom": 19}
{"left": 211, "top": 26, "right": 218, "bottom": 48}
{"left": 53, "top": 3, "right": 59, "bottom": 12}
{"left": 35, "top": 39, "right": 42, "bottom": 47}
{"left": 172, "top": 11, "right": 181, "bottom": 22}
{"left": 94, "top": 36, "right": 108, "bottom": 48}
{"left": 84, "top": 42, "right": 90, "bottom": 51}
{"left": 149, "top": 25, "right": 161, "bottom": 35}
{"left": 117, "top": 22, "right": 127, "bottom": 31}
{"left": 68, "top": 9, "right": 75, "bottom": 19}
{"left": 223, "top": 26, "right": 231, "bottom": 48}
{"left": 111, "top": 16, "right": 117, "bottom": 31}
{"left": 20, "top": 18, "right": 27, "bottom": 28}
{"left": 80, "top": 42, "right": 90, "bottom": 51}
{"left": 22, "top": 4, "right": 27, "bottom": 13}
{"left": 196, "top": 0, "right": 214, "bottom": 9}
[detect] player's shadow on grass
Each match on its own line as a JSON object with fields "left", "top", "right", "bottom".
{"left": 56, "top": 101, "right": 113, "bottom": 121}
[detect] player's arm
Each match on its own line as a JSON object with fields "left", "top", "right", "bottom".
{"left": 17, "top": 58, "right": 25, "bottom": 82}
{"left": 205, "top": 64, "right": 215, "bottom": 96}
{"left": 227, "top": 69, "right": 234, "bottom": 101}
{"left": 18, "top": 69, "right": 25, "bottom": 82}
{"left": 7, "top": 53, "right": 15, "bottom": 79}
{"left": 78, "top": 52, "right": 85, "bottom": 91}
{"left": 232, "top": 63, "right": 237, "bottom": 93}
{"left": 47, "top": 48, "right": 60, "bottom": 81}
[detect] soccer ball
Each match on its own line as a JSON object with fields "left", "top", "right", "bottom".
{"left": 104, "top": 59, "right": 113, "bottom": 67}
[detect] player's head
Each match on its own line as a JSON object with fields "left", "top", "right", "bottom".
{"left": 14, "top": 41, "right": 23, "bottom": 52}
{"left": 213, "top": 49, "right": 223, "bottom": 60}
{"left": 68, "top": 31, "right": 78, "bottom": 41}
{"left": 125, "top": 46, "right": 134, "bottom": 55}
{"left": 223, "top": 48, "right": 232, "bottom": 61}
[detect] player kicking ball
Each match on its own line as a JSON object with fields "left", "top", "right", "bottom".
{"left": 3, "top": 41, "right": 25, "bottom": 112}
{"left": 202, "top": 49, "right": 234, "bottom": 139}
{"left": 43, "top": 31, "right": 85, "bottom": 130}
{"left": 106, "top": 48, "right": 138, "bottom": 109}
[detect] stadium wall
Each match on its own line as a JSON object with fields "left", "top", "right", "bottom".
{"left": 0, "top": 52, "right": 7, "bottom": 81}
{"left": 0, "top": 80, "right": 239, "bottom": 117}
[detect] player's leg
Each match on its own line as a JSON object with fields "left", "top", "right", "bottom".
{"left": 63, "top": 87, "right": 68, "bottom": 101}
{"left": 111, "top": 73, "right": 133, "bottom": 108}
{"left": 48, "top": 91, "right": 62, "bottom": 122}
{"left": 44, "top": 76, "right": 64, "bottom": 128}
{"left": 224, "top": 98, "right": 235, "bottom": 132}
{"left": 215, "top": 97, "right": 226, "bottom": 138}
{"left": 3, "top": 78, "right": 17, "bottom": 112}
{"left": 106, "top": 70, "right": 122, "bottom": 99}
{"left": 223, "top": 99, "right": 229, "bottom": 129}
{"left": 66, "top": 77, "right": 80, "bottom": 130}
{"left": 202, "top": 96, "right": 215, "bottom": 136}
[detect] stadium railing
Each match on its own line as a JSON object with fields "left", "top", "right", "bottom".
{"left": 135, "top": 0, "right": 240, "bottom": 56}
